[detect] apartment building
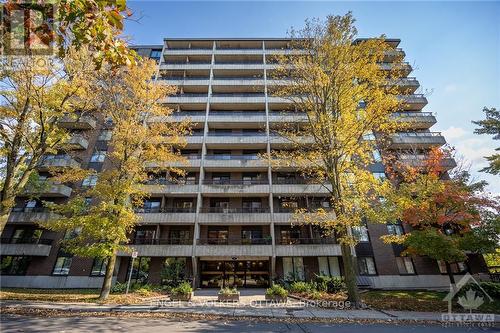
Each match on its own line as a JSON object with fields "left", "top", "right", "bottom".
{"left": 0, "top": 38, "right": 488, "bottom": 290}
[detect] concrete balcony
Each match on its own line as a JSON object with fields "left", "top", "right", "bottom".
{"left": 201, "top": 180, "right": 269, "bottom": 195}
{"left": 210, "top": 94, "right": 266, "bottom": 104}
{"left": 211, "top": 78, "right": 265, "bottom": 86}
{"left": 268, "top": 112, "right": 308, "bottom": 123}
{"left": 145, "top": 158, "right": 201, "bottom": 170}
{"left": 208, "top": 112, "right": 266, "bottom": 124}
{"left": 38, "top": 156, "right": 81, "bottom": 171}
{"left": 150, "top": 113, "right": 206, "bottom": 123}
{"left": 63, "top": 134, "right": 89, "bottom": 150}
{"left": 7, "top": 208, "right": 57, "bottom": 224}
{"left": 160, "top": 63, "right": 211, "bottom": 70}
{"left": 398, "top": 154, "right": 457, "bottom": 171}
{"left": 205, "top": 134, "right": 267, "bottom": 148}
{"left": 272, "top": 182, "right": 331, "bottom": 195}
{"left": 398, "top": 94, "right": 428, "bottom": 110}
{"left": 0, "top": 238, "right": 53, "bottom": 256}
{"left": 163, "top": 49, "right": 213, "bottom": 55}
{"left": 58, "top": 114, "right": 96, "bottom": 130}
{"left": 23, "top": 182, "right": 72, "bottom": 198}
{"left": 392, "top": 112, "right": 437, "bottom": 129}
{"left": 212, "top": 63, "right": 264, "bottom": 70}
{"left": 392, "top": 77, "right": 420, "bottom": 93}
{"left": 380, "top": 62, "right": 412, "bottom": 76}
{"left": 140, "top": 183, "right": 198, "bottom": 195}
{"left": 160, "top": 78, "right": 210, "bottom": 86}
{"left": 120, "top": 239, "right": 193, "bottom": 257}
{"left": 204, "top": 156, "right": 268, "bottom": 170}
{"left": 198, "top": 209, "right": 272, "bottom": 224}
{"left": 195, "top": 239, "right": 272, "bottom": 257}
{"left": 136, "top": 209, "right": 196, "bottom": 225}
{"left": 269, "top": 135, "right": 315, "bottom": 148}
{"left": 272, "top": 212, "right": 293, "bottom": 224}
{"left": 164, "top": 94, "right": 208, "bottom": 104}
{"left": 215, "top": 49, "right": 264, "bottom": 55}
{"left": 276, "top": 242, "right": 341, "bottom": 257}
{"left": 390, "top": 132, "right": 446, "bottom": 149}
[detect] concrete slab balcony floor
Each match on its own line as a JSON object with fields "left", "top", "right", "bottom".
{"left": 7, "top": 208, "right": 58, "bottom": 224}
{"left": 64, "top": 134, "right": 89, "bottom": 150}
{"left": 23, "top": 183, "right": 72, "bottom": 198}
{"left": 0, "top": 239, "right": 53, "bottom": 256}
{"left": 136, "top": 212, "right": 196, "bottom": 224}
{"left": 119, "top": 244, "right": 193, "bottom": 257}
{"left": 198, "top": 210, "right": 272, "bottom": 224}
{"left": 390, "top": 132, "right": 446, "bottom": 149}
{"left": 38, "top": 156, "right": 81, "bottom": 171}
{"left": 195, "top": 245, "right": 273, "bottom": 257}
{"left": 58, "top": 114, "right": 96, "bottom": 130}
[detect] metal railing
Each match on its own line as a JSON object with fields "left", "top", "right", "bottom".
{"left": 199, "top": 207, "right": 270, "bottom": 213}
{"left": 1, "top": 237, "right": 53, "bottom": 245}
{"left": 278, "top": 238, "right": 337, "bottom": 245}
{"left": 393, "top": 112, "right": 434, "bottom": 117}
{"left": 204, "top": 154, "right": 260, "bottom": 160}
{"left": 209, "top": 111, "right": 266, "bottom": 116}
{"left": 197, "top": 238, "right": 272, "bottom": 245}
{"left": 134, "top": 207, "right": 196, "bottom": 213}
{"left": 143, "top": 179, "right": 197, "bottom": 186}
{"left": 396, "top": 132, "right": 442, "bottom": 137}
{"left": 129, "top": 238, "right": 193, "bottom": 245}
{"left": 203, "top": 179, "right": 268, "bottom": 185}
{"left": 207, "top": 132, "right": 266, "bottom": 137}
{"left": 11, "top": 207, "right": 50, "bottom": 213}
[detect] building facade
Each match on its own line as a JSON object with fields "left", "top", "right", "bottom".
{"left": 0, "top": 38, "right": 488, "bottom": 290}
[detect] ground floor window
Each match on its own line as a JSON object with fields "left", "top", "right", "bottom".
{"left": 1, "top": 256, "right": 31, "bottom": 275}
{"left": 90, "top": 258, "right": 108, "bottom": 276}
{"left": 200, "top": 260, "right": 269, "bottom": 288}
{"left": 357, "top": 257, "right": 377, "bottom": 275}
{"left": 283, "top": 257, "right": 305, "bottom": 281}
{"left": 53, "top": 255, "right": 73, "bottom": 275}
{"left": 318, "top": 257, "right": 341, "bottom": 277}
{"left": 161, "top": 257, "right": 187, "bottom": 285}
{"left": 437, "top": 260, "right": 467, "bottom": 274}
{"left": 396, "top": 257, "right": 416, "bottom": 275}
{"left": 127, "top": 257, "right": 151, "bottom": 284}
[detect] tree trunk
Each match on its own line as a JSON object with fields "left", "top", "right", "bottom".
{"left": 445, "top": 261, "right": 457, "bottom": 292}
{"left": 341, "top": 242, "right": 361, "bottom": 307}
{"left": 0, "top": 203, "right": 12, "bottom": 235}
{"left": 99, "top": 254, "right": 117, "bottom": 301}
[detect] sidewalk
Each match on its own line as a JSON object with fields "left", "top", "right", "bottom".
{"left": 1, "top": 299, "right": 498, "bottom": 323}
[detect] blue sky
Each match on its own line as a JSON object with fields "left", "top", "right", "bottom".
{"left": 125, "top": 1, "right": 500, "bottom": 193}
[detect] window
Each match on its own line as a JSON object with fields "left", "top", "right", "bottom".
{"left": 64, "top": 227, "right": 81, "bottom": 240}
{"left": 372, "top": 149, "right": 382, "bottom": 162}
{"left": 1, "top": 256, "right": 31, "bottom": 275}
{"left": 97, "top": 130, "right": 112, "bottom": 141}
{"left": 387, "top": 224, "right": 404, "bottom": 236}
{"left": 11, "top": 228, "right": 42, "bottom": 243}
{"left": 169, "top": 229, "right": 191, "bottom": 244}
{"left": 437, "top": 261, "right": 468, "bottom": 274}
{"left": 318, "top": 257, "right": 341, "bottom": 277}
{"left": 143, "top": 200, "right": 161, "bottom": 213}
{"left": 90, "top": 151, "right": 106, "bottom": 163}
{"left": 150, "top": 49, "right": 162, "bottom": 59}
{"left": 242, "top": 199, "right": 262, "bottom": 212}
{"left": 396, "top": 257, "right": 415, "bottom": 275}
{"left": 82, "top": 175, "right": 98, "bottom": 187}
{"left": 53, "top": 255, "right": 72, "bottom": 275}
{"left": 207, "top": 227, "right": 228, "bottom": 244}
{"left": 161, "top": 258, "right": 186, "bottom": 284}
{"left": 358, "top": 257, "right": 377, "bottom": 275}
{"left": 373, "top": 172, "right": 387, "bottom": 181}
{"left": 280, "top": 227, "right": 301, "bottom": 244}
{"left": 24, "top": 200, "right": 38, "bottom": 211}
{"left": 363, "top": 132, "right": 375, "bottom": 141}
{"left": 352, "top": 226, "right": 369, "bottom": 242}
{"left": 282, "top": 257, "right": 305, "bottom": 281}
{"left": 127, "top": 257, "right": 151, "bottom": 284}
{"left": 91, "top": 258, "right": 108, "bottom": 276}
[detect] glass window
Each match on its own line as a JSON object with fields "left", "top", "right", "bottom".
{"left": 53, "top": 256, "right": 72, "bottom": 275}
{"left": 128, "top": 257, "right": 151, "bottom": 284}
{"left": 372, "top": 149, "right": 382, "bottom": 162}
{"left": 373, "top": 172, "right": 386, "bottom": 181}
{"left": 82, "top": 175, "right": 98, "bottom": 187}
{"left": 150, "top": 49, "right": 162, "bottom": 59}
{"left": 363, "top": 132, "right": 375, "bottom": 141}
{"left": 97, "top": 130, "right": 112, "bottom": 141}
{"left": 161, "top": 258, "right": 186, "bottom": 284}
{"left": 64, "top": 227, "right": 82, "bottom": 240}
{"left": 352, "top": 226, "right": 369, "bottom": 242}
{"left": 387, "top": 224, "right": 404, "bottom": 236}
{"left": 437, "top": 260, "right": 467, "bottom": 274}
{"left": 358, "top": 257, "right": 377, "bottom": 275}
{"left": 1, "top": 256, "right": 31, "bottom": 275}
{"left": 90, "top": 151, "right": 106, "bottom": 163}
{"left": 396, "top": 257, "right": 415, "bottom": 275}
{"left": 24, "top": 200, "right": 38, "bottom": 211}
{"left": 318, "top": 257, "right": 341, "bottom": 277}
{"left": 91, "top": 258, "right": 108, "bottom": 276}
{"left": 282, "top": 257, "right": 305, "bottom": 281}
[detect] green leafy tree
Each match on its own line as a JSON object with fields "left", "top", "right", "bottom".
{"left": 473, "top": 107, "right": 500, "bottom": 175}
{"left": 269, "top": 13, "right": 407, "bottom": 306}
{"left": 42, "top": 58, "right": 190, "bottom": 300}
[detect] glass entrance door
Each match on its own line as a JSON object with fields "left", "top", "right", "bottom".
{"left": 200, "top": 260, "right": 270, "bottom": 288}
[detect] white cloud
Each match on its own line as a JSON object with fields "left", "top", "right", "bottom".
{"left": 442, "top": 126, "right": 467, "bottom": 140}
{"left": 444, "top": 83, "right": 458, "bottom": 93}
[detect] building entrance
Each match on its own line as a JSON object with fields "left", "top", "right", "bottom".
{"left": 200, "top": 260, "right": 269, "bottom": 288}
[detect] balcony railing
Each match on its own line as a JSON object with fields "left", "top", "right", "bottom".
{"left": 278, "top": 238, "right": 337, "bottom": 245}
{"left": 1, "top": 237, "right": 53, "bottom": 245}
{"left": 396, "top": 132, "right": 442, "bottom": 137}
{"left": 11, "top": 207, "right": 50, "bottom": 213}
{"left": 129, "top": 238, "right": 192, "bottom": 245}
{"left": 143, "top": 179, "right": 197, "bottom": 186}
{"left": 274, "top": 206, "right": 333, "bottom": 213}
{"left": 197, "top": 238, "right": 272, "bottom": 245}
{"left": 205, "top": 154, "right": 260, "bottom": 160}
{"left": 272, "top": 178, "right": 320, "bottom": 185}
{"left": 200, "top": 207, "right": 270, "bottom": 213}
{"left": 207, "top": 132, "right": 266, "bottom": 137}
{"left": 209, "top": 111, "right": 266, "bottom": 116}
{"left": 203, "top": 179, "right": 268, "bottom": 185}
{"left": 134, "top": 207, "right": 196, "bottom": 213}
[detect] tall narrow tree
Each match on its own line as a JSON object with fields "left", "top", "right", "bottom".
{"left": 473, "top": 107, "right": 500, "bottom": 175}
{"left": 42, "top": 58, "right": 190, "bottom": 300}
{"left": 269, "top": 13, "right": 407, "bottom": 306}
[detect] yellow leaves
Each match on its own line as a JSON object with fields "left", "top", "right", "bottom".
{"left": 380, "top": 233, "right": 408, "bottom": 245}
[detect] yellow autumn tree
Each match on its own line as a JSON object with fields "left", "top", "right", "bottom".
{"left": 0, "top": 47, "right": 98, "bottom": 234}
{"left": 42, "top": 58, "right": 190, "bottom": 300}
{"left": 268, "top": 13, "right": 408, "bottom": 306}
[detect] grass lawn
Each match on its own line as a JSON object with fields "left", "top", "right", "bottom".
{"left": 362, "top": 290, "right": 500, "bottom": 314}
{"left": 0, "top": 288, "right": 166, "bottom": 305}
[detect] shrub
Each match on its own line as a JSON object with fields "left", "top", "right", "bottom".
{"left": 459, "top": 281, "right": 500, "bottom": 299}
{"left": 309, "top": 290, "right": 323, "bottom": 300}
{"left": 111, "top": 282, "right": 127, "bottom": 293}
{"left": 266, "top": 284, "right": 288, "bottom": 297}
{"left": 313, "top": 275, "right": 346, "bottom": 294}
{"left": 289, "top": 281, "right": 313, "bottom": 293}
{"left": 171, "top": 281, "right": 192, "bottom": 295}
{"left": 219, "top": 287, "right": 238, "bottom": 295}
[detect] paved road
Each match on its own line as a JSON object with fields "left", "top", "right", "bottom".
{"left": 1, "top": 314, "right": 498, "bottom": 333}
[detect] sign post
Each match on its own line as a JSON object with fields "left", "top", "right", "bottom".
{"left": 125, "top": 251, "right": 138, "bottom": 294}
